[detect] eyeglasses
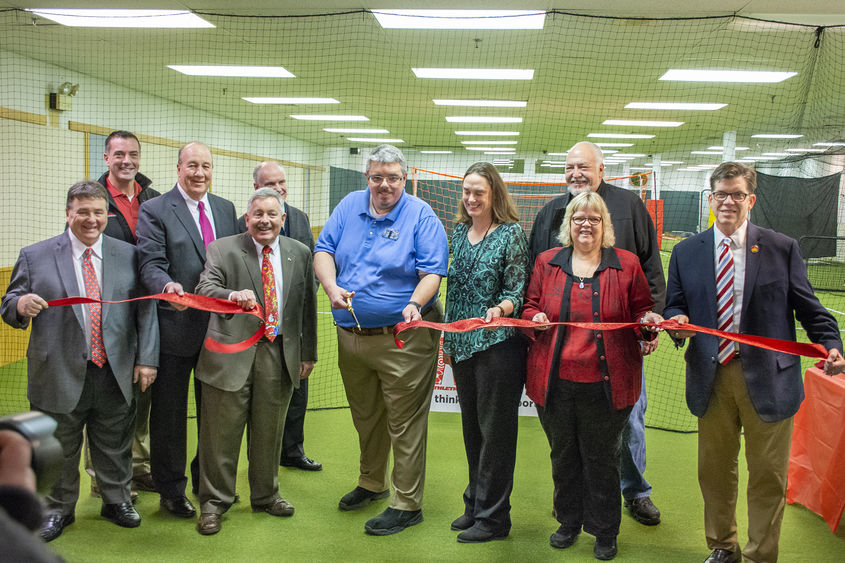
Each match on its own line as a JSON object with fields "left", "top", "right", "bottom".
{"left": 571, "top": 216, "right": 602, "bottom": 226}
{"left": 711, "top": 191, "right": 750, "bottom": 202}
{"left": 368, "top": 175, "right": 405, "bottom": 185}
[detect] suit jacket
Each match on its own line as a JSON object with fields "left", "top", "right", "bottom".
{"left": 136, "top": 185, "right": 239, "bottom": 357}
{"left": 0, "top": 233, "right": 159, "bottom": 414}
{"left": 664, "top": 223, "right": 842, "bottom": 422}
{"left": 194, "top": 232, "right": 317, "bottom": 391}
{"left": 238, "top": 203, "right": 314, "bottom": 251}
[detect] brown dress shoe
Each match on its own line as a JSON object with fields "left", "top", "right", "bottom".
{"left": 131, "top": 472, "right": 158, "bottom": 493}
{"left": 251, "top": 497, "right": 294, "bottom": 517}
{"left": 197, "top": 513, "right": 222, "bottom": 535}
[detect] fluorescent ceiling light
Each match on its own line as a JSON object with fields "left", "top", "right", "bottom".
{"left": 373, "top": 10, "right": 545, "bottom": 29}
{"left": 646, "top": 161, "right": 684, "bottom": 165}
{"left": 169, "top": 65, "right": 294, "bottom": 78}
{"left": 814, "top": 142, "right": 845, "bottom": 147}
{"left": 612, "top": 156, "right": 638, "bottom": 160}
{"left": 290, "top": 115, "right": 368, "bottom": 121}
{"left": 752, "top": 156, "right": 780, "bottom": 160}
{"left": 602, "top": 150, "right": 618, "bottom": 154}
{"left": 707, "top": 146, "right": 749, "bottom": 151}
{"left": 485, "top": 151, "right": 515, "bottom": 155}
{"left": 588, "top": 133, "right": 655, "bottom": 139}
{"left": 785, "top": 148, "right": 826, "bottom": 153}
{"left": 603, "top": 119, "right": 683, "bottom": 127}
{"left": 413, "top": 68, "right": 534, "bottom": 80}
{"left": 27, "top": 9, "right": 214, "bottom": 28}
{"left": 420, "top": 150, "right": 453, "bottom": 154}
{"left": 433, "top": 99, "right": 527, "bottom": 107}
{"left": 347, "top": 137, "right": 404, "bottom": 143}
{"left": 625, "top": 102, "right": 726, "bottom": 111}
{"left": 542, "top": 161, "right": 566, "bottom": 165}
{"left": 455, "top": 130, "right": 519, "bottom": 136}
{"left": 243, "top": 97, "right": 338, "bottom": 104}
{"left": 595, "top": 142, "right": 634, "bottom": 147}
{"left": 660, "top": 69, "right": 797, "bottom": 83}
{"left": 461, "top": 140, "right": 518, "bottom": 145}
{"left": 697, "top": 164, "right": 720, "bottom": 169}
{"left": 466, "top": 147, "right": 515, "bottom": 151}
{"left": 324, "top": 128, "right": 388, "bottom": 134}
{"left": 761, "top": 152, "right": 790, "bottom": 156}
{"left": 691, "top": 151, "right": 724, "bottom": 155}
{"left": 612, "top": 153, "right": 646, "bottom": 157}
{"left": 751, "top": 133, "right": 803, "bottom": 139}
{"left": 446, "top": 116, "right": 522, "bottom": 123}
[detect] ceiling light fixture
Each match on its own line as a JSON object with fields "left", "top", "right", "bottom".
{"left": 169, "top": 65, "right": 294, "bottom": 77}
{"left": 588, "top": 133, "right": 655, "bottom": 139}
{"left": 455, "top": 130, "right": 519, "bottom": 136}
{"left": 346, "top": 137, "right": 404, "bottom": 143}
{"left": 324, "top": 128, "right": 388, "bottom": 134}
{"left": 625, "top": 102, "right": 726, "bottom": 110}
{"left": 603, "top": 119, "right": 683, "bottom": 127}
{"left": 290, "top": 115, "right": 368, "bottom": 121}
{"left": 433, "top": 99, "right": 527, "bottom": 107}
{"left": 243, "top": 97, "right": 338, "bottom": 104}
{"left": 413, "top": 68, "right": 534, "bottom": 80}
{"left": 660, "top": 69, "right": 797, "bottom": 83}
{"left": 461, "top": 140, "right": 518, "bottom": 145}
{"left": 751, "top": 133, "right": 803, "bottom": 139}
{"left": 446, "top": 116, "right": 523, "bottom": 123}
{"left": 373, "top": 9, "right": 545, "bottom": 29}
{"left": 27, "top": 9, "right": 214, "bottom": 28}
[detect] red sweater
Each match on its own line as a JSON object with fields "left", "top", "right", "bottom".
{"left": 522, "top": 246, "right": 654, "bottom": 409}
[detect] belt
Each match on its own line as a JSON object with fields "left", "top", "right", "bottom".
{"left": 339, "top": 325, "right": 392, "bottom": 336}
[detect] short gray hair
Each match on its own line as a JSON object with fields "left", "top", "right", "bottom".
{"left": 252, "top": 161, "right": 284, "bottom": 183}
{"left": 247, "top": 187, "right": 284, "bottom": 213}
{"left": 365, "top": 144, "right": 407, "bottom": 176}
{"left": 569, "top": 141, "right": 604, "bottom": 165}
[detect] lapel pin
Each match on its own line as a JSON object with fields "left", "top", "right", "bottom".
{"left": 287, "top": 257, "right": 292, "bottom": 261}
{"left": 750, "top": 245, "right": 759, "bottom": 254}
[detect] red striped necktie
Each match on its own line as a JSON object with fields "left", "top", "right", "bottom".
{"left": 82, "top": 248, "right": 107, "bottom": 367}
{"left": 716, "top": 238, "right": 736, "bottom": 364}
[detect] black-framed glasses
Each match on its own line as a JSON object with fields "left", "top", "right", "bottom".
{"left": 711, "top": 191, "right": 750, "bottom": 202}
{"left": 367, "top": 175, "right": 405, "bottom": 185}
{"left": 572, "top": 216, "right": 602, "bottom": 226}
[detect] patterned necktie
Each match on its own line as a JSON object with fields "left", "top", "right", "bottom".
{"left": 716, "top": 237, "right": 736, "bottom": 364}
{"left": 197, "top": 201, "right": 215, "bottom": 248}
{"left": 82, "top": 248, "right": 107, "bottom": 367}
{"left": 262, "top": 245, "right": 279, "bottom": 342}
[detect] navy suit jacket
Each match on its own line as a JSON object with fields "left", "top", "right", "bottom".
{"left": 0, "top": 233, "right": 159, "bottom": 413}
{"left": 136, "top": 186, "right": 239, "bottom": 357}
{"left": 664, "top": 223, "right": 841, "bottom": 422}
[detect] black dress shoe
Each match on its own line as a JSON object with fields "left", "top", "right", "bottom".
{"left": 450, "top": 514, "right": 474, "bottom": 531}
{"left": 594, "top": 537, "right": 618, "bottom": 560}
{"left": 364, "top": 507, "right": 423, "bottom": 536}
{"left": 456, "top": 523, "right": 509, "bottom": 543}
{"left": 280, "top": 455, "right": 322, "bottom": 471}
{"left": 549, "top": 525, "right": 579, "bottom": 549}
{"left": 160, "top": 495, "right": 196, "bottom": 518}
{"left": 39, "top": 510, "right": 75, "bottom": 542}
{"left": 338, "top": 486, "right": 390, "bottom": 511}
{"left": 704, "top": 549, "right": 742, "bottom": 563}
{"left": 101, "top": 502, "right": 141, "bottom": 528}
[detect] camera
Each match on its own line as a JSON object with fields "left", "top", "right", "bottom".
{"left": 0, "top": 411, "right": 62, "bottom": 493}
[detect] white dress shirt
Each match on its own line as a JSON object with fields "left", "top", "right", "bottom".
{"left": 176, "top": 183, "right": 217, "bottom": 240}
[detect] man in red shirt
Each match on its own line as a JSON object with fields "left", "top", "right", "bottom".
{"left": 88, "top": 131, "right": 161, "bottom": 496}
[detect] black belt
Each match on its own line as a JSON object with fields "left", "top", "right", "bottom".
{"left": 338, "top": 303, "right": 434, "bottom": 336}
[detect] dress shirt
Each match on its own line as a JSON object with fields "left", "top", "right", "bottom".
{"left": 68, "top": 230, "right": 104, "bottom": 349}
{"left": 713, "top": 220, "right": 748, "bottom": 334}
{"left": 176, "top": 183, "right": 217, "bottom": 240}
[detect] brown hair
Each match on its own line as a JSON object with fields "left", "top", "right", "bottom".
{"left": 709, "top": 161, "right": 757, "bottom": 193}
{"left": 456, "top": 162, "right": 519, "bottom": 225}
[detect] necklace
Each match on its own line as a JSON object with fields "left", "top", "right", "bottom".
{"left": 576, "top": 275, "right": 587, "bottom": 289}
{"left": 456, "top": 220, "right": 494, "bottom": 285}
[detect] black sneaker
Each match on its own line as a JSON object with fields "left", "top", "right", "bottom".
{"left": 594, "top": 536, "right": 618, "bottom": 560}
{"left": 549, "top": 525, "right": 580, "bottom": 549}
{"left": 625, "top": 496, "right": 661, "bottom": 525}
{"left": 338, "top": 486, "right": 390, "bottom": 511}
{"left": 364, "top": 507, "right": 423, "bottom": 536}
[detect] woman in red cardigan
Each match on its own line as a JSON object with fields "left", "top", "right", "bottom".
{"left": 521, "top": 191, "right": 662, "bottom": 560}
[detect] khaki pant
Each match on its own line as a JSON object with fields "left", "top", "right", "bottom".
{"left": 698, "top": 359, "right": 792, "bottom": 563}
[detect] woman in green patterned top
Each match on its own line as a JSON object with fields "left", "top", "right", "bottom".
{"left": 443, "top": 162, "right": 530, "bottom": 543}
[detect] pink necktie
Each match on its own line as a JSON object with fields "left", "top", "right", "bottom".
{"left": 197, "top": 201, "right": 215, "bottom": 248}
{"left": 82, "top": 249, "right": 107, "bottom": 367}
{"left": 716, "top": 238, "right": 736, "bottom": 364}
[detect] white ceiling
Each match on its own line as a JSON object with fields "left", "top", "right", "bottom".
{"left": 2, "top": 3, "right": 844, "bottom": 165}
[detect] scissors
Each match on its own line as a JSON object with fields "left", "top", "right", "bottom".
{"left": 346, "top": 293, "right": 362, "bottom": 330}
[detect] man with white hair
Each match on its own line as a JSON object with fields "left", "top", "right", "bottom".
{"left": 529, "top": 141, "right": 666, "bottom": 535}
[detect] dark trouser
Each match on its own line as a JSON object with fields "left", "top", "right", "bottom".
{"left": 537, "top": 378, "right": 631, "bottom": 539}
{"left": 280, "top": 379, "right": 308, "bottom": 460}
{"left": 452, "top": 337, "right": 526, "bottom": 532}
{"left": 41, "top": 362, "right": 135, "bottom": 513}
{"left": 150, "top": 351, "right": 201, "bottom": 499}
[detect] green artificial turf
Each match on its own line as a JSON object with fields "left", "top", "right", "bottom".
{"left": 43, "top": 408, "right": 844, "bottom": 562}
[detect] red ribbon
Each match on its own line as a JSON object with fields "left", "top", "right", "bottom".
{"left": 47, "top": 293, "right": 266, "bottom": 354}
{"left": 393, "top": 317, "right": 830, "bottom": 365}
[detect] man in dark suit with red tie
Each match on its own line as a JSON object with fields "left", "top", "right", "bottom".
{"left": 664, "top": 161, "right": 845, "bottom": 563}
{"left": 136, "top": 141, "right": 239, "bottom": 519}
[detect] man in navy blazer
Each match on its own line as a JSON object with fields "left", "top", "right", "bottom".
{"left": 664, "top": 162, "right": 844, "bottom": 563}
{"left": 136, "top": 141, "right": 239, "bottom": 519}
{"left": 1, "top": 181, "right": 158, "bottom": 541}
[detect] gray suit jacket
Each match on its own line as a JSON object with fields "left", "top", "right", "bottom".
{"left": 194, "top": 232, "right": 317, "bottom": 391}
{"left": 0, "top": 233, "right": 159, "bottom": 414}
{"left": 136, "top": 186, "right": 240, "bottom": 357}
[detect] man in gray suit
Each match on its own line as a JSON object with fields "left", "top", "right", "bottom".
{"left": 136, "top": 141, "right": 240, "bottom": 518}
{"left": 194, "top": 188, "right": 317, "bottom": 535}
{"left": 240, "top": 161, "right": 321, "bottom": 471}
{"left": 1, "top": 180, "right": 159, "bottom": 541}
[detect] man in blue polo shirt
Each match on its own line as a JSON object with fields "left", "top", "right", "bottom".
{"left": 315, "top": 144, "right": 448, "bottom": 536}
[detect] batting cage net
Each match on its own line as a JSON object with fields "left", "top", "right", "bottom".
{"left": 1, "top": 9, "right": 844, "bottom": 432}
